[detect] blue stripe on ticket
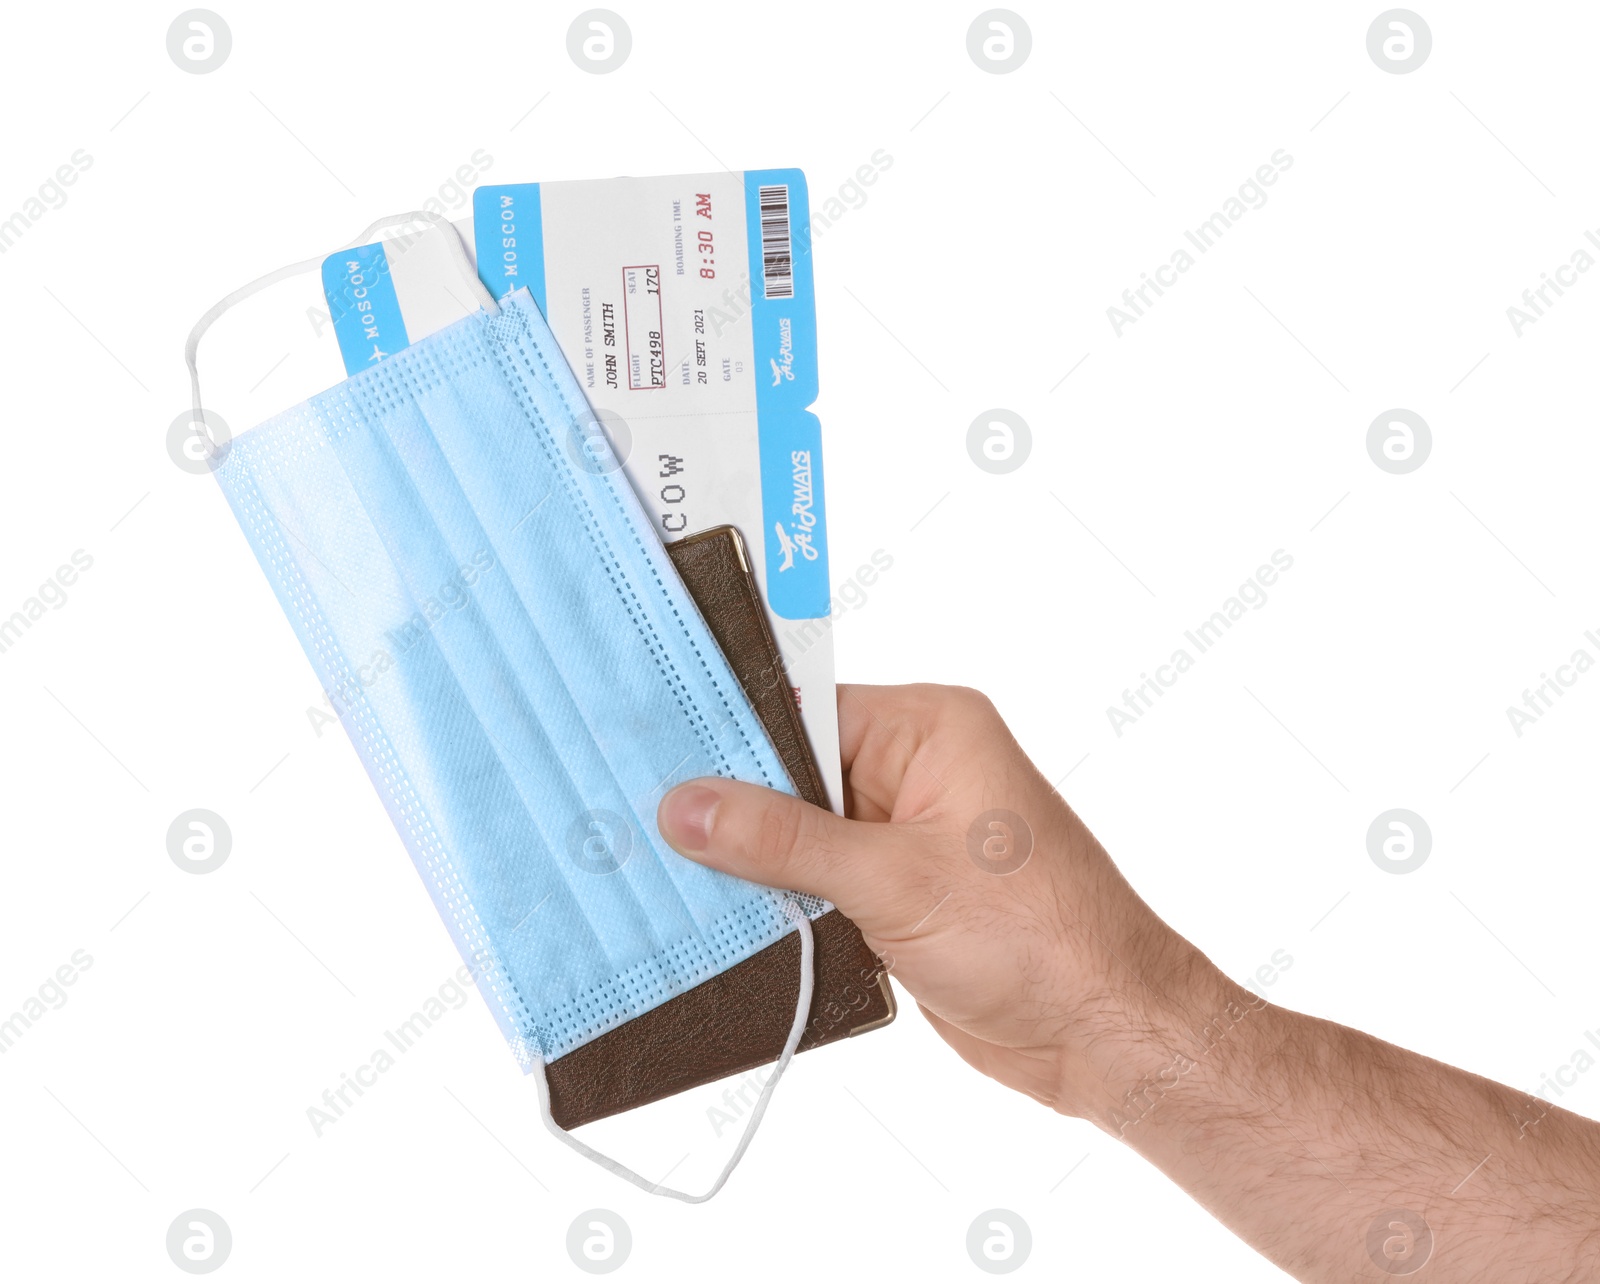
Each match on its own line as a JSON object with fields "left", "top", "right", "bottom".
{"left": 472, "top": 183, "right": 547, "bottom": 311}
{"left": 745, "top": 169, "right": 829, "bottom": 619}
{"left": 322, "top": 243, "right": 410, "bottom": 373}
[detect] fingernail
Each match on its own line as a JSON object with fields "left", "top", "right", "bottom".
{"left": 659, "top": 783, "right": 720, "bottom": 854}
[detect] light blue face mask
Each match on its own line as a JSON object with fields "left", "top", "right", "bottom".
{"left": 186, "top": 214, "right": 822, "bottom": 1202}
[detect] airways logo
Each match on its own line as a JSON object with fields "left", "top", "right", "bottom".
{"left": 773, "top": 450, "right": 819, "bottom": 573}
{"left": 769, "top": 317, "right": 795, "bottom": 385}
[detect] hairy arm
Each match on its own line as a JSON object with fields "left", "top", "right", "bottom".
{"left": 1099, "top": 952, "right": 1600, "bottom": 1279}
{"left": 659, "top": 683, "right": 1600, "bottom": 1280}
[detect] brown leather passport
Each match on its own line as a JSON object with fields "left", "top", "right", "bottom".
{"left": 543, "top": 525, "right": 895, "bottom": 1128}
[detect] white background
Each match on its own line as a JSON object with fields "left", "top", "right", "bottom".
{"left": 1, "top": 1, "right": 1596, "bottom": 1279}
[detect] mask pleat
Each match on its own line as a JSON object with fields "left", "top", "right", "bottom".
{"left": 214, "top": 291, "right": 820, "bottom": 1062}
{"left": 471, "top": 312, "right": 801, "bottom": 914}
{"left": 331, "top": 333, "right": 793, "bottom": 1048}
{"left": 403, "top": 351, "right": 805, "bottom": 1036}
{"left": 220, "top": 427, "right": 538, "bottom": 1049}
{"left": 328, "top": 382, "right": 677, "bottom": 989}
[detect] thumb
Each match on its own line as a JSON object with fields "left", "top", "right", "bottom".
{"left": 657, "top": 777, "right": 895, "bottom": 916}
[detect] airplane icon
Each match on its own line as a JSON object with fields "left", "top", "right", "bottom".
{"left": 367, "top": 343, "right": 389, "bottom": 363}
{"left": 774, "top": 522, "right": 796, "bottom": 572}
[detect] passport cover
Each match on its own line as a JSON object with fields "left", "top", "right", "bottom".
{"left": 544, "top": 525, "right": 894, "bottom": 1127}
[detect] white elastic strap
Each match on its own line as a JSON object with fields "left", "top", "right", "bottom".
{"left": 531, "top": 906, "right": 815, "bottom": 1204}
{"left": 184, "top": 210, "right": 498, "bottom": 427}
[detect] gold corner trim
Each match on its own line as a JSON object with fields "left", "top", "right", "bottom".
{"left": 849, "top": 971, "right": 898, "bottom": 1036}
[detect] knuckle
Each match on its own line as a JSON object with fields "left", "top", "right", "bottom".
{"left": 749, "top": 793, "right": 807, "bottom": 861}
{"left": 892, "top": 682, "right": 992, "bottom": 729}
{"left": 949, "top": 684, "right": 998, "bottom": 719}
{"left": 940, "top": 685, "right": 1002, "bottom": 735}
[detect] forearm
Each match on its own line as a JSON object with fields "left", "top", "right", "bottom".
{"left": 1093, "top": 960, "right": 1600, "bottom": 1281}
{"left": 660, "top": 688, "right": 1600, "bottom": 1276}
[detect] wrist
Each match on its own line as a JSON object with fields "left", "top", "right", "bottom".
{"left": 1029, "top": 810, "right": 1285, "bottom": 1124}
{"left": 1097, "top": 963, "right": 1279, "bottom": 1141}
{"left": 1053, "top": 922, "right": 1277, "bottom": 1132}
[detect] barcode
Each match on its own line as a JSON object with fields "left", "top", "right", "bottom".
{"left": 757, "top": 184, "right": 793, "bottom": 299}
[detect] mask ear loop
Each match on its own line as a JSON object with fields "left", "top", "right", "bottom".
{"left": 530, "top": 902, "right": 815, "bottom": 1204}
{"left": 183, "top": 210, "right": 498, "bottom": 435}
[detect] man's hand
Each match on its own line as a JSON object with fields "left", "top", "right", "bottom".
{"left": 659, "top": 682, "right": 1226, "bottom": 1117}
{"left": 659, "top": 683, "right": 1600, "bottom": 1283}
